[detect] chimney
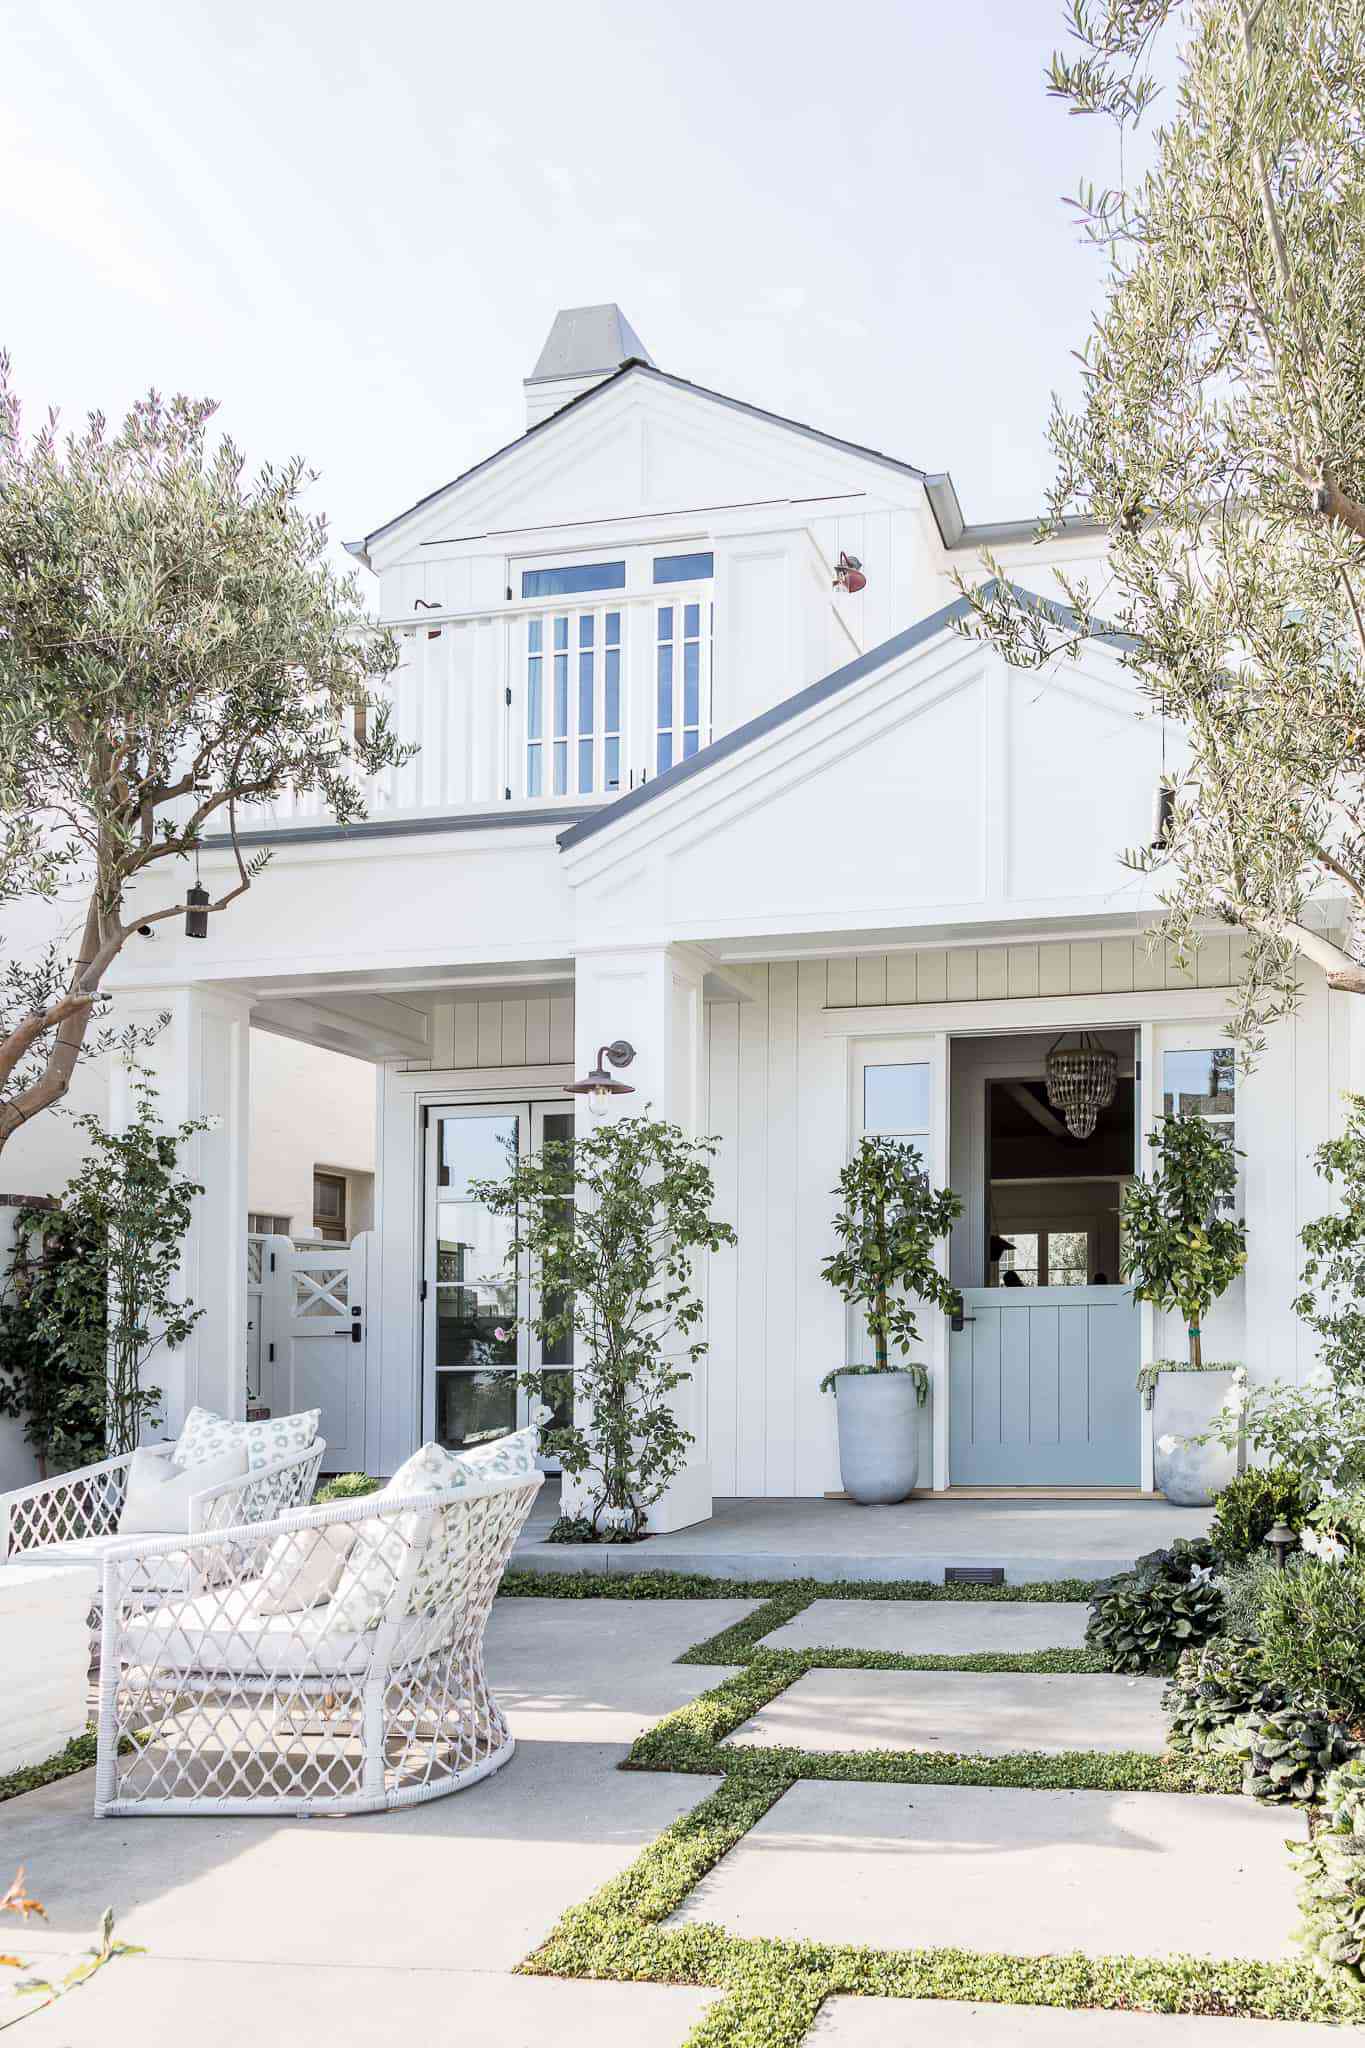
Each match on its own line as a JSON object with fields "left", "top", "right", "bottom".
{"left": 524, "top": 304, "right": 653, "bottom": 428}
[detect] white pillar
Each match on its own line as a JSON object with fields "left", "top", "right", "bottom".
{"left": 110, "top": 984, "right": 253, "bottom": 1439}
{"left": 569, "top": 944, "right": 712, "bottom": 1533}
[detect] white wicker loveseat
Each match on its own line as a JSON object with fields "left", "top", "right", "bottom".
{"left": 0, "top": 1440, "right": 326, "bottom": 1578}
{"left": 93, "top": 1466, "right": 542, "bottom": 1817}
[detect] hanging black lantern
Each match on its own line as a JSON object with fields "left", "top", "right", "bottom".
{"left": 185, "top": 884, "right": 210, "bottom": 939}
{"left": 1151, "top": 780, "right": 1176, "bottom": 850}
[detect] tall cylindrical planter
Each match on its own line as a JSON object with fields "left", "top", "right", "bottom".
{"left": 1152, "top": 1369, "right": 1240, "bottom": 1507}
{"left": 834, "top": 1371, "right": 920, "bottom": 1504}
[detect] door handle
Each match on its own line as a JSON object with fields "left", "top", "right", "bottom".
{"left": 351, "top": 1307, "right": 363, "bottom": 1344}
{"left": 950, "top": 1311, "right": 977, "bottom": 1333}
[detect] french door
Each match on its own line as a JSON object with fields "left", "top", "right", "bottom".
{"left": 422, "top": 1100, "right": 574, "bottom": 1464}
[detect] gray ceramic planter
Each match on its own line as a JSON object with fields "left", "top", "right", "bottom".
{"left": 834, "top": 1371, "right": 920, "bottom": 1504}
{"left": 1152, "top": 1368, "right": 1241, "bottom": 1507}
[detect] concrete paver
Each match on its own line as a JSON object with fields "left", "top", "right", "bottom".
{"left": 759, "top": 1596, "right": 1089, "bottom": 1655}
{"left": 725, "top": 1668, "right": 1169, "bottom": 1755}
{"left": 671, "top": 1778, "right": 1304, "bottom": 1961}
{"left": 809, "top": 2000, "right": 1346, "bottom": 2044}
{"left": 9, "top": 1958, "right": 717, "bottom": 2046}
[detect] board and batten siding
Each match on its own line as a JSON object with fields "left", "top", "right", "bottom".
{"left": 703, "top": 953, "right": 1350, "bottom": 1498}
{"left": 822, "top": 934, "right": 1248, "bottom": 1008}
{"left": 408, "top": 995, "right": 575, "bottom": 1071}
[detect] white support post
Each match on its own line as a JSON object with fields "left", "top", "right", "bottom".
{"left": 110, "top": 984, "right": 253, "bottom": 1438}
{"left": 568, "top": 944, "right": 712, "bottom": 1533}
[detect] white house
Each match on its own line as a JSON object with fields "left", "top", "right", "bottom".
{"left": 95, "top": 303, "right": 1360, "bottom": 1520}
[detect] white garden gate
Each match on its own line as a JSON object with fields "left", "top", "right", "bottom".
{"left": 248, "top": 1233, "right": 371, "bottom": 1475}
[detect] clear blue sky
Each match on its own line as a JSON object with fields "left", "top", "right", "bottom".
{"left": 5, "top": 0, "right": 1148, "bottom": 565}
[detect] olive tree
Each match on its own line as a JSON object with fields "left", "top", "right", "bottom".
{"left": 0, "top": 362, "right": 407, "bottom": 1150}
{"left": 961, "top": 0, "right": 1365, "bottom": 1046}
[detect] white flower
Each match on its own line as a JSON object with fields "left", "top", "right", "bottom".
{"left": 1190, "top": 1564, "right": 1215, "bottom": 1584}
{"left": 1301, "top": 1526, "right": 1348, "bottom": 1564}
{"left": 1157, "top": 1434, "right": 1179, "bottom": 1455}
{"left": 1306, "top": 1363, "right": 1334, "bottom": 1392}
{"left": 203, "top": 1113, "right": 224, "bottom": 1133}
{"left": 1221, "top": 1384, "right": 1248, "bottom": 1416}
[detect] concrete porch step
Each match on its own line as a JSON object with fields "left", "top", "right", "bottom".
{"left": 512, "top": 1491, "right": 1214, "bottom": 1585}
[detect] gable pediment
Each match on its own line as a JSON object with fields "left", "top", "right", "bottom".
{"left": 561, "top": 601, "right": 1162, "bottom": 943}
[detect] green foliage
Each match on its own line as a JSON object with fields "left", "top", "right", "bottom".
{"left": 1216, "top": 1554, "right": 1284, "bottom": 1640}
{"left": 1085, "top": 1537, "right": 1223, "bottom": 1672}
{"left": 1164, "top": 1637, "right": 1278, "bottom": 1754}
{"left": 1295, "top": 1757, "right": 1365, "bottom": 1992}
{"left": 0, "top": 1075, "right": 204, "bottom": 1462}
{"left": 0, "top": 1205, "right": 105, "bottom": 1475}
{"left": 0, "top": 365, "right": 406, "bottom": 1151}
{"left": 1210, "top": 1466, "right": 1314, "bottom": 1566}
{"left": 543, "top": 1513, "right": 597, "bottom": 1545}
{"left": 1238, "top": 1698, "right": 1360, "bottom": 1808}
{"left": 958, "top": 0, "right": 1365, "bottom": 1050}
{"left": 0, "top": 1731, "right": 98, "bottom": 1806}
{"left": 314, "top": 1472, "right": 381, "bottom": 1502}
{"left": 1295, "top": 1100, "right": 1365, "bottom": 1387}
{"left": 472, "top": 1115, "right": 735, "bottom": 1538}
{"left": 1208, "top": 1372, "right": 1365, "bottom": 1495}
{"left": 1136, "top": 1356, "right": 1241, "bottom": 1407}
{"left": 819, "top": 1136, "right": 961, "bottom": 1401}
{"left": 1120, "top": 1114, "right": 1246, "bottom": 1367}
{"left": 1256, "top": 1555, "right": 1365, "bottom": 1725}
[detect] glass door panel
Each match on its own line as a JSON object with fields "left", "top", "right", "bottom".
{"left": 429, "top": 1108, "right": 520, "bottom": 1451}
{"left": 531, "top": 1106, "right": 576, "bottom": 1454}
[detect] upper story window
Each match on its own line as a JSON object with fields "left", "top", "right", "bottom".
{"left": 656, "top": 601, "right": 710, "bottom": 773}
{"left": 526, "top": 608, "right": 621, "bottom": 799}
{"left": 521, "top": 561, "right": 626, "bottom": 599}
{"left": 654, "top": 551, "right": 714, "bottom": 584}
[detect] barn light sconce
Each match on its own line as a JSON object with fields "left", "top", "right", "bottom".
{"left": 565, "top": 1040, "right": 636, "bottom": 1116}
{"left": 413, "top": 597, "right": 442, "bottom": 611}
{"left": 833, "top": 551, "right": 866, "bottom": 595}
{"left": 185, "top": 884, "right": 210, "bottom": 939}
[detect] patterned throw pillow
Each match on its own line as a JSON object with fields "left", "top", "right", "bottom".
{"left": 385, "top": 1424, "right": 541, "bottom": 1496}
{"left": 173, "top": 1405, "right": 321, "bottom": 1474}
{"left": 253, "top": 1519, "right": 356, "bottom": 1614}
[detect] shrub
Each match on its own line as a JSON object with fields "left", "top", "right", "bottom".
{"left": 1085, "top": 1538, "right": 1223, "bottom": 1673}
{"left": 1295, "top": 1757, "right": 1365, "bottom": 1993}
{"left": 1216, "top": 1554, "right": 1286, "bottom": 1639}
{"left": 315, "top": 1472, "right": 381, "bottom": 1502}
{"left": 1210, "top": 1466, "right": 1314, "bottom": 1565}
{"left": 1256, "top": 1556, "right": 1365, "bottom": 1726}
{"left": 1238, "top": 1698, "right": 1361, "bottom": 1806}
{"left": 1164, "top": 1637, "right": 1278, "bottom": 1753}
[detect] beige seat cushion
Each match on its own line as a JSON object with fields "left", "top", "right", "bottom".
{"left": 119, "top": 1585, "right": 377, "bottom": 1678}
{"left": 253, "top": 1521, "right": 356, "bottom": 1614}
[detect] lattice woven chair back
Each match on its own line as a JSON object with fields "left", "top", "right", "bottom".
{"left": 94, "top": 1470, "right": 541, "bottom": 1816}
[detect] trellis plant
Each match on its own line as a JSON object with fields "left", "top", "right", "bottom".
{"left": 1121, "top": 1111, "right": 1246, "bottom": 1370}
{"left": 820, "top": 1137, "right": 961, "bottom": 1404}
{"left": 472, "top": 1115, "right": 736, "bottom": 1539}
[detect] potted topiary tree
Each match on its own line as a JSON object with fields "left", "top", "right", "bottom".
{"left": 820, "top": 1136, "right": 961, "bottom": 1504}
{"left": 1121, "top": 1109, "right": 1247, "bottom": 1506}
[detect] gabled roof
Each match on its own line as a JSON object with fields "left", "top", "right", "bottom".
{"left": 350, "top": 360, "right": 931, "bottom": 562}
{"left": 557, "top": 583, "right": 1133, "bottom": 853}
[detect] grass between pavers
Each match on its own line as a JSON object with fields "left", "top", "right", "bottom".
{"left": 521, "top": 1768, "right": 1362, "bottom": 2037}
{"left": 0, "top": 1730, "right": 97, "bottom": 1805}
{"left": 497, "top": 1567, "right": 1097, "bottom": 1670}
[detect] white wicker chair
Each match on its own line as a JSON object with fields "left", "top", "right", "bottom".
{"left": 93, "top": 1468, "right": 542, "bottom": 1817}
{"left": 0, "top": 1441, "right": 326, "bottom": 1583}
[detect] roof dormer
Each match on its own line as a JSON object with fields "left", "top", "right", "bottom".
{"left": 523, "top": 303, "right": 653, "bottom": 427}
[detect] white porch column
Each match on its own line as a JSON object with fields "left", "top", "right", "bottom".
{"left": 110, "top": 984, "right": 253, "bottom": 1438}
{"left": 569, "top": 944, "right": 712, "bottom": 1532}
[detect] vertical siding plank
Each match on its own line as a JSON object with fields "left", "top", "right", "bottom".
{"left": 795, "top": 959, "right": 844, "bottom": 1495}
{"left": 885, "top": 953, "right": 917, "bottom": 1004}
{"left": 430, "top": 1003, "right": 455, "bottom": 1068}
{"left": 1132, "top": 935, "right": 1165, "bottom": 990}
{"left": 706, "top": 1002, "right": 741, "bottom": 1495}
{"left": 1101, "top": 940, "right": 1134, "bottom": 993}
{"left": 1164, "top": 943, "right": 1197, "bottom": 988}
{"left": 826, "top": 958, "right": 857, "bottom": 1007}
{"left": 977, "top": 948, "right": 1007, "bottom": 1001}
{"left": 524, "top": 997, "right": 550, "bottom": 1066}
{"left": 917, "top": 951, "right": 948, "bottom": 1004}
{"left": 1069, "top": 942, "right": 1102, "bottom": 994}
{"left": 1196, "top": 933, "right": 1232, "bottom": 987}
{"left": 500, "top": 999, "right": 527, "bottom": 1067}
{"left": 476, "top": 1001, "right": 502, "bottom": 1067}
{"left": 1007, "top": 946, "right": 1039, "bottom": 999}
{"left": 1037, "top": 944, "right": 1071, "bottom": 997}
{"left": 735, "top": 968, "right": 770, "bottom": 1493}
{"left": 765, "top": 962, "right": 800, "bottom": 1496}
{"left": 855, "top": 954, "right": 888, "bottom": 1007}
{"left": 452, "top": 1002, "right": 478, "bottom": 1069}
{"left": 947, "top": 950, "right": 978, "bottom": 1002}
{"left": 549, "top": 995, "right": 574, "bottom": 1064}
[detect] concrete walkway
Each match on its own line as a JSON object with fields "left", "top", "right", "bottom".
{"left": 515, "top": 1489, "right": 1214, "bottom": 1583}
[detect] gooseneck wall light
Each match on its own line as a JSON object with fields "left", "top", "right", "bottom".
{"left": 565, "top": 1040, "right": 637, "bottom": 1117}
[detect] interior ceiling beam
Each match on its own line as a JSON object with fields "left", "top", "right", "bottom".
{"left": 999, "top": 1079, "right": 1073, "bottom": 1142}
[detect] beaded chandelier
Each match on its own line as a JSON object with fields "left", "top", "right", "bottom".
{"left": 1044, "top": 1031, "right": 1118, "bottom": 1140}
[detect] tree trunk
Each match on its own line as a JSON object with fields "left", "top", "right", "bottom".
{"left": 1188, "top": 1324, "right": 1203, "bottom": 1369}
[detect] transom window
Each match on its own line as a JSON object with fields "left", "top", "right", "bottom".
{"left": 526, "top": 609, "right": 621, "bottom": 798}
{"left": 998, "top": 1229, "right": 1092, "bottom": 1288}
{"left": 656, "top": 600, "right": 710, "bottom": 774}
{"left": 1163, "top": 1045, "right": 1237, "bottom": 1212}
{"left": 521, "top": 560, "right": 625, "bottom": 599}
{"left": 654, "top": 551, "right": 713, "bottom": 584}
